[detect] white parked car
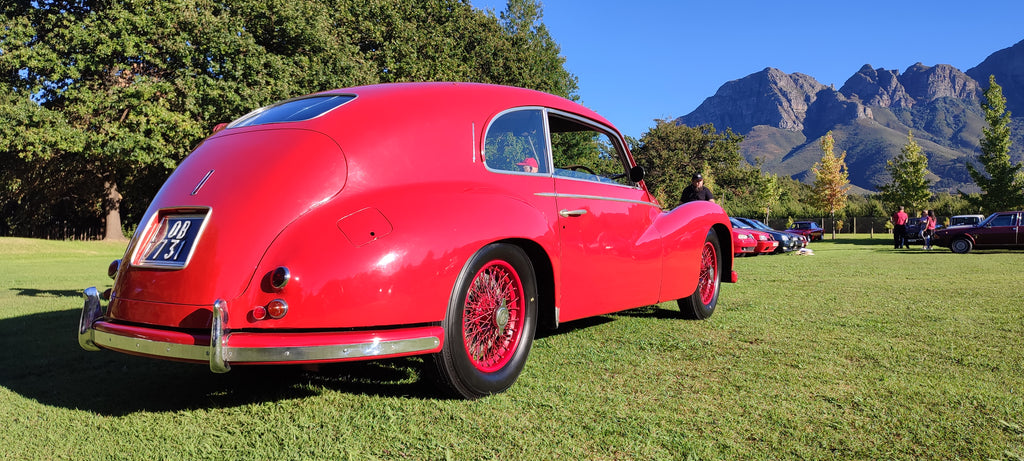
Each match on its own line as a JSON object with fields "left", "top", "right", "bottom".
{"left": 948, "top": 214, "right": 985, "bottom": 228}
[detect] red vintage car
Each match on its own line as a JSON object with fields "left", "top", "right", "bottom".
{"left": 787, "top": 221, "right": 825, "bottom": 241}
{"left": 78, "top": 82, "right": 736, "bottom": 398}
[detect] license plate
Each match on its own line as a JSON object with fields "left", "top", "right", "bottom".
{"left": 138, "top": 214, "right": 207, "bottom": 268}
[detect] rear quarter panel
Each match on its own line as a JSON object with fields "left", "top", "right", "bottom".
{"left": 246, "top": 180, "right": 560, "bottom": 330}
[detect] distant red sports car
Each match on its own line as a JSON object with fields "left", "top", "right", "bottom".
{"left": 79, "top": 82, "right": 736, "bottom": 398}
{"left": 730, "top": 218, "right": 778, "bottom": 255}
{"left": 731, "top": 227, "right": 757, "bottom": 256}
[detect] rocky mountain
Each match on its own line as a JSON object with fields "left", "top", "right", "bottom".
{"left": 676, "top": 39, "right": 1024, "bottom": 194}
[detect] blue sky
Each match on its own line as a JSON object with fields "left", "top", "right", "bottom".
{"left": 471, "top": 0, "right": 1024, "bottom": 139}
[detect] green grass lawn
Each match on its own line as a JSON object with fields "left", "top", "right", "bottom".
{"left": 1, "top": 236, "right": 1022, "bottom": 460}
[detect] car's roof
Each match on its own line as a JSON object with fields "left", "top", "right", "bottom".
{"left": 209, "top": 82, "right": 633, "bottom": 195}
{"left": 312, "top": 82, "right": 615, "bottom": 129}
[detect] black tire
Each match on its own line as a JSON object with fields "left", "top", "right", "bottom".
{"left": 678, "top": 229, "right": 722, "bottom": 320}
{"left": 432, "top": 243, "right": 538, "bottom": 399}
{"left": 951, "top": 238, "right": 973, "bottom": 254}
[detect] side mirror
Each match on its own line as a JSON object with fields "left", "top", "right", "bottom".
{"left": 629, "top": 165, "right": 646, "bottom": 182}
{"left": 212, "top": 123, "right": 228, "bottom": 134}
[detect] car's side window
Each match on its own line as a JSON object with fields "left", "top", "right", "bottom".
{"left": 548, "top": 113, "right": 634, "bottom": 186}
{"left": 484, "top": 109, "right": 548, "bottom": 174}
{"left": 990, "top": 214, "right": 1015, "bottom": 227}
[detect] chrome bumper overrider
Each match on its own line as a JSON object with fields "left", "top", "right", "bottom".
{"left": 79, "top": 287, "right": 442, "bottom": 373}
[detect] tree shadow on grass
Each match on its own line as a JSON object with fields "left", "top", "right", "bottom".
{"left": 823, "top": 236, "right": 895, "bottom": 247}
{"left": 9, "top": 287, "right": 83, "bottom": 298}
{"left": 0, "top": 309, "right": 443, "bottom": 416}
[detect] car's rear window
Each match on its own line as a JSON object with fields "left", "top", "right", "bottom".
{"left": 228, "top": 95, "right": 355, "bottom": 128}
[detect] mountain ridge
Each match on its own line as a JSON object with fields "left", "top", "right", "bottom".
{"left": 675, "top": 39, "right": 1024, "bottom": 194}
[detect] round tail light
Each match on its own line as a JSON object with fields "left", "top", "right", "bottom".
{"left": 107, "top": 259, "right": 121, "bottom": 279}
{"left": 266, "top": 299, "right": 288, "bottom": 319}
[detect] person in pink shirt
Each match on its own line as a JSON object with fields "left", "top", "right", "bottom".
{"left": 892, "top": 206, "right": 909, "bottom": 249}
{"left": 924, "top": 210, "right": 937, "bottom": 249}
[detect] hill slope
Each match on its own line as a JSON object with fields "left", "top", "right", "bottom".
{"left": 676, "top": 39, "right": 1024, "bottom": 193}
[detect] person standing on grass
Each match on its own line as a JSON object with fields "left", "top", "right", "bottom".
{"left": 892, "top": 206, "right": 909, "bottom": 249}
{"left": 918, "top": 210, "right": 928, "bottom": 244}
{"left": 680, "top": 173, "right": 715, "bottom": 204}
{"left": 924, "top": 210, "right": 937, "bottom": 250}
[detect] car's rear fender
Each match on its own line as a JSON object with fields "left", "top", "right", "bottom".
{"left": 241, "top": 182, "right": 559, "bottom": 331}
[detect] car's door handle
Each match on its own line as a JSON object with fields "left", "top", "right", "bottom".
{"left": 559, "top": 209, "right": 587, "bottom": 217}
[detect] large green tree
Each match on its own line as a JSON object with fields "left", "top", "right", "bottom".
{"left": 2, "top": 0, "right": 376, "bottom": 238}
{"left": 811, "top": 131, "right": 851, "bottom": 238}
{"left": 755, "top": 172, "right": 782, "bottom": 222}
{"left": 1, "top": 0, "right": 577, "bottom": 239}
{"left": 964, "top": 75, "right": 1024, "bottom": 213}
{"left": 632, "top": 120, "right": 745, "bottom": 206}
{"left": 878, "top": 131, "right": 932, "bottom": 212}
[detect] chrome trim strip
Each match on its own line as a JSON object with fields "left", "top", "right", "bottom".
{"left": 78, "top": 287, "right": 102, "bottom": 351}
{"left": 210, "top": 299, "right": 230, "bottom": 373}
{"left": 223, "top": 336, "right": 442, "bottom": 363}
{"left": 535, "top": 192, "right": 661, "bottom": 208}
{"left": 92, "top": 329, "right": 211, "bottom": 361}
{"left": 89, "top": 330, "right": 442, "bottom": 367}
{"left": 191, "top": 169, "right": 214, "bottom": 196}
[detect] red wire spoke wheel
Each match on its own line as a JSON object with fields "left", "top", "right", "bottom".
{"left": 697, "top": 239, "right": 720, "bottom": 306}
{"left": 433, "top": 243, "right": 538, "bottom": 399}
{"left": 462, "top": 260, "right": 525, "bottom": 372}
{"left": 678, "top": 229, "right": 722, "bottom": 320}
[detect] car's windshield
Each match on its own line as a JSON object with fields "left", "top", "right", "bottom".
{"left": 746, "top": 219, "right": 771, "bottom": 230}
{"left": 228, "top": 95, "right": 355, "bottom": 128}
{"left": 730, "top": 218, "right": 752, "bottom": 229}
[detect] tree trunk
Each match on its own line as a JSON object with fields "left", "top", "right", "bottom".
{"left": 103, "top": 180, "right": 127, "bottom": 241}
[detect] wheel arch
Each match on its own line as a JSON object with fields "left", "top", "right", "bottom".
{"left": 710, "top": 222, "right": 734, "bottom": 284}
{"left": 499, "top": 238, "right": 557, "bottom": 331}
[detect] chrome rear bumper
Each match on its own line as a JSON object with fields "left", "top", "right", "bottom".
{"left": 79, "top": 287, "right": 443, "bottom": 373}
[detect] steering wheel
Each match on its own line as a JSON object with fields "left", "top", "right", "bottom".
{"left": 564, "top": 165, "right": 596, "bottom": 175}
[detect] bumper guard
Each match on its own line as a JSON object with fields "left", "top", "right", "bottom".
{"left": 79, "top": 287, "right": 443, "bottom": 373}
